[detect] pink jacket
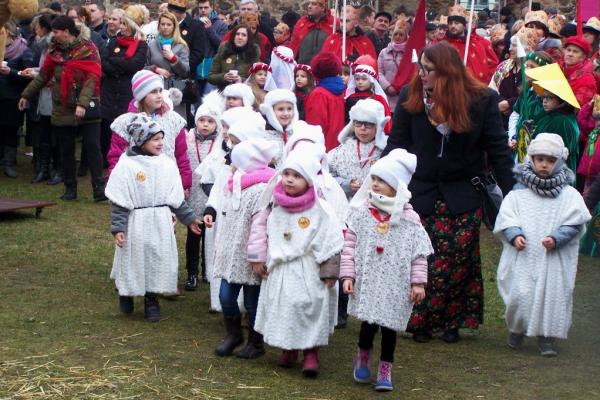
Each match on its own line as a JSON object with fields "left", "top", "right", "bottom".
{"left": 576, "top": 101, "right": 596, "bottom": 144}
{"left": 106, "top": 101, "right": 192, "bottom": 190}
{"left": 377, "top": 42, "right": 404, "bottom": 112}
{"left": 339, "top": 206, "right": 428, "bottom": 285}
{"left": 247, "top": 208, "right": 270, "bottom": 263}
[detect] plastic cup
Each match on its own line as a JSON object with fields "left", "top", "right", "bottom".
{"left": 230, "top": 69, "right": 238, "bottom": 76}
{"left": 162, "top": 44, "right": 172, "bottom": 52}
{"left": 1, "top": 61, "right": 7, "bottom": 68}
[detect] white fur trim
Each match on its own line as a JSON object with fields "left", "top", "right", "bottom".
{"left": 259, "top": 89, "right": 298, "bottom": 133}
{"left": 528, "top": 132, "right": 569, "bottom": 160}
{"left": 337, "top": 98, "right": 391, "bottom": 150}
{"left": 222, "top": 83, "right": 256, "bottom": 108}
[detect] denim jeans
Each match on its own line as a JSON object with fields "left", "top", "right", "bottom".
{"left": 219, "top": 280, "right": 260, "bottom": 328}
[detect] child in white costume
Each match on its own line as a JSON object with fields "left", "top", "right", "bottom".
{"left": 106, "top": 115, "right": 202, "bottom": 322}
{"left": 184, "top": 92, "right": 224, "bottom": 291}
{"left": 222, "top": 83, "right": 255, "bottom": 110}
{"left": 204, "top": 139, "right": 278, "bottom": 359}
{"left": 250, "top": 147, "right": 344, "bottom": 378}
{"left": 340, "top": 149, "right": 433, "bottom": 391}
{"left": 260, "top": 89, "right": 299, "bottom": 168}
{"left": 328, "top": 98, "right": 390, "bottom": 200}
{"left": 494, "top": 133, "right": 591, "bottom": 357}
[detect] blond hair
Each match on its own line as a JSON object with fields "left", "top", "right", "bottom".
{"left": 158, "top": 12, "right": 187, "bottom": 47}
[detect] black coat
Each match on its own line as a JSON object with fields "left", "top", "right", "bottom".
{"left": 383, "top": 87, "right": 515, "bottom": 217}
{"left": 100, "top": 38, "right": 148, "bottom": 120}
{"left": 0, "top": 47, "right": 34, "bottom": 100}
{"left": 179, "top": 13, "right": 208, "bottom": 79}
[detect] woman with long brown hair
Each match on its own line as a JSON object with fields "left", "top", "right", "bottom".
{"left": 382, "top": 42, "right": 515, "bottom": 343}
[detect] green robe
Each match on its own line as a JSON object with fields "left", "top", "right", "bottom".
{"left": 532, "top": 110, "right": 580, "bottom": 172}
{"left": 514, "top": 88, "right": 544, "bottom": 132}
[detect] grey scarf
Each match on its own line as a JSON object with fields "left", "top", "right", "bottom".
{"left": 515, "top": 162, "right": 573, "bottom": 198}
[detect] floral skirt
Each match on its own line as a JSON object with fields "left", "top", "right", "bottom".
{"left": 407, "top": 200, "right": 484, "bottom": 334}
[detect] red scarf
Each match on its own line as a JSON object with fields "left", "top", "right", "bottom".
{"left": 43, "top": 41, "right": 101, "bottom": 110}
{"left": 116, "top": 35, "right": 141, "bottom": 59}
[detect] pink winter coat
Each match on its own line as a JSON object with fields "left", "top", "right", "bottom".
{"left": 106, "top": 100, "right": 192, "bottom": 190}
{"left": 377, "top": 42, "right": 405, "bottom": 112}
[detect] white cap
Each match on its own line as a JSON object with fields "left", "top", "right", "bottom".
{"left": 527, "top": 132, "right": 569, "bottom": 160}
{"left": 370, "top": 148, "right": 417, "bottom": 190}
{"left": 259, "top": 89, "right": 298, "bottom": 133}
{"left": 228, "top": 109, "right": 266, "bottom": 142}
{"left": 222, "top": 83, "right": 255, "bottom": 108}
{"left": 285, "top": 121, "right": 325, "bottom": 154}
{"left": 338, "top": 98, "right": 391, "bottom": 150}
{"left": 194, "top": 90, "right": 224, "bottom": 134}
{"left": 270, "top": 46, "right": 296, "bottom": 90}
{"left": 281, "top": 146, "right": 322, "bottom": 187}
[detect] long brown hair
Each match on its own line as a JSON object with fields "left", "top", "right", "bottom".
{"left": 402, "top": 41, "right": 486, "bottom": 133}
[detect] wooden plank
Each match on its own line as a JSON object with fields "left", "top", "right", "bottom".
{"left": 0, "top": 198, "right": 56, "bottom": 215}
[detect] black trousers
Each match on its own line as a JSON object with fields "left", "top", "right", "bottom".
{"left": 185, "top": 224, "right": 206, "bottom": 278}
{"left": 54, "top": 123, "right": 103, "bottom": 189}
{"left": 100, "top": 118, "right": 112, "bottom": 168}
{"left": 358, "top": 321, "right": 397, "bottom": 363}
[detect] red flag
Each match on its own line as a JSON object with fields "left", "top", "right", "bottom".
{"left": 577, "top": 0, "right": 583, "bottom": 36}
{"left": 392, "top": 0, "right": 426, "bottom": 91}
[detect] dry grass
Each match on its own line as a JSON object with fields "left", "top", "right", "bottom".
{"left": 1, "top": 151, "right": 599, "bottom": 399}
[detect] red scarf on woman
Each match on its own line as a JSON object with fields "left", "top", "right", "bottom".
{"left": 43, "top": 40, "right": 101, "bottom": 109}
{"left": 116, "top": 35, "right": 141, "bottom": 59}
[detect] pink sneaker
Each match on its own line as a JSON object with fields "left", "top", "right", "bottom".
{"left": 302, "top": 347, "right": 319, "bottom": 377}
{"left": 278, "top": 350, "right": 299, "bottom": 368}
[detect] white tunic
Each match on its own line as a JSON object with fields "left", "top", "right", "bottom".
{"left": 106, "top": 153, "right": 184, "bottom": 296}
{"left": 347, "top": 205, "right": 434, "bottom": 331}
{"left": 493, "top": 186, "right": 591, "bottom": 338}
{"left": 212, "top": 181, "right": 267, "bottom": 285}
{"left": 263, "top": 129, "right": 289, "bottom": 169}
{"left": 255, "top": 203, "right": 344, "bottom": 350}
{"left": 327, "top": 137, "right": 382, "bottom": 198}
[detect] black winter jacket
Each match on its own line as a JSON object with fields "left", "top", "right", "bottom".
{"left": 383, "top": 87, "right": 515, "bottom": 216}
{"left": 179, "top": 13, "right": 207, "bottom": 79}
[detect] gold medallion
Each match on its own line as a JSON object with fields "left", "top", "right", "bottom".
{"left": 114, "top": 47, "right": 121, "bottom": 53}
{"left": 136, "top": 171, "right": 146, "bottom": 182}
{"left": 376, "top": 222, "right": 389, "bottom": 234}
{"left": 298, "top": 217, "right": 310, "bottom": 229}
{"left": 225, "top": 57, "right": 233, "bottom": 64}
{"left": 182, "top": 29, "right": 188, "bottom": 36}
{"left": 283, "top": 232, "right": 292, "bottom": 240}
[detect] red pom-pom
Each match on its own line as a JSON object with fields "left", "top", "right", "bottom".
{"left": 376, "top": 245, "right": 384, "bottom": 254}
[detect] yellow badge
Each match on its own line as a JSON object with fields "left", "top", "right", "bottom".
{"left": 182, "top": 29, "right": 188, "bottom": 36}
{"left": 283, "top": 232, "right": 292, "bottom": 240}
{"left": 114, "top": 47, "right": 121, "bottom": 53}
{"left": 298, "top": 217, "right": 310, "bottom": 229}
{"left": 225, "top": 57, "right": 233, "bottom": 64}
{"left": 376, "top": 222, "right": 389, "bottom": 235}
{"left": 136, "top": 171, "right": 146, "bottom": 182}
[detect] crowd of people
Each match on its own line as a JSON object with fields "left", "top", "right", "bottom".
{"left": 1, "top": 0, "right": 599, "bottom": 393}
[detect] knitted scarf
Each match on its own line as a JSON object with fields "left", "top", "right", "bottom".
{"left": 5, "top": 37, "right": 28, "bottom": 60}
{"left": 116, "top": 35, "right": 141, "bottom": 59}
{"left": 227, "top": 167, "right": 276, "bottom": 192}
{"left": 318, "top": 76, "right": 345, "bottom": 96}
{"left": 272, "top": 181, "right": 316, "bottom": 213}
{"left": 515, "top": 162, "right": 572, "bottom": 198}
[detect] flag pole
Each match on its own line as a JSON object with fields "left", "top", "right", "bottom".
{"left": 463, "top": 0, "right": 476, "bottom": 65}
{"left": 342, "top": 0, "right": 347, "bottom": 62}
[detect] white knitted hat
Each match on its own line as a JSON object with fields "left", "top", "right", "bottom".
{"left": 285, "top": 121, "right": 325, "bottom": 154}
{"left": 259, "top": 89, "right": 298, "bottom": 133}
{"left": 222, "top": 83, "right": 256, "bottom": 108}
{"left": 527, "top": 132, "right": 569, "bottom": 160}
{"left": 338, "top": 98, "right": 391, "bottom": 150}
{"left": 370, "top": 148, "right": 417, "bottom": 190}
{"left": 281, "top": 146, "right": 322, "bottom": 187}
{"left": 195, "top": 90, "right": 224, "bottom": 133}
{"left": 227, "top": 109, "right": 266, "bottom": 142}
{"left": 131, "top": 70, "right": 164, "bottom": 103}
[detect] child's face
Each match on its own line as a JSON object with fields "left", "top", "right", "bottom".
{"left": 282, "top": 168, "right": 309, "bottom": 196}
{"left": 341, "top": 71, "right": 350, "bottom": 86}
{"left": 273, "top": 101, "right": 294, "bottom": 128}
{"left": 353, "top": 121, "right": 377, "bottom": 143}
{"left": 141, "top": 133, "right": 164, "bottom": 155}
{"left": 531, "top": 154, "right": 558, "bottom": 178}
{"left": 371, "top": 175, "right": 396, "bottom": 197}
{"left": 221, "top": 123, "right": 229, "bottom": 141}
{"left": 524, "top": 60, "right": 541, "bottom": 83}
{"left": 143, "top": 88, "right": 164, "bottom": 112}
{"left": 254, "top": 70, "right": 268, "bottom": 87}
{"left": 226, "top": 97, "right": 243, "bottom": 109}
{"left": 295, "top": 70, "right": 308, "bottom": 88}
{"left": 541, "top": 91, "right": 561, "bottom": 112}
{"left": 354, "top": 74, "right": 372, "bottom": 91}
{"left": 229, "top": 134, "right": 241, "bottom": 147}
{"left": 197, "top": 116, "right": 217, "bottom": 136}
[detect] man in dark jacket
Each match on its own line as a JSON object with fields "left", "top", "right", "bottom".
{"left": 366, "top": 11, "right": 392, "bottom": 56}
{"left": 167, "top": 0, "right": 208, "bottom": 126}
{"left": 197, "top": 0, "right": 228, "bottom": 96}
{"left": 288, "top": 0, "right": 334, "bottom": 64}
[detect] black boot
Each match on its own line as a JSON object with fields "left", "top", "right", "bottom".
{"left": 236, "top": 327, "right": 266, "bottom": 359}
{"left": 60, "top": 186, "right": 77, "bottom": 201}
{"left": 215, "top": 315, "right": 244, "bottom": 357}
{"left": 336, "top": 286, "right": 348, "bottom": 329}
{"left": 119, "top": 296, "right": 134, "bottom": 314}
{"left": 185, "top": 273, "right": 198, "bottom": 291}
{"left": 31, "top": 144, "right": 51, "bottom": 183}
{"left": 3, "top": 146, "right": 17, "bottom": 178}
{"left": 93, "top": 183, "right": 108, "bottom": 202}
{"left": 47, "top": 172, "right": 63, "bottom": 185}
{"left": 144, "top": 293, "right": 161, "bottom": 322}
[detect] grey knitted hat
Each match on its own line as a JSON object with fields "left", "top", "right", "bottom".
{"left": 127, "top": 114, "right": 164, "bottom": 147}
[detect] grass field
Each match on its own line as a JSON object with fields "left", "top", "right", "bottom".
{"left": 1, "top": 152, "right": 599, "bottom": 399}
